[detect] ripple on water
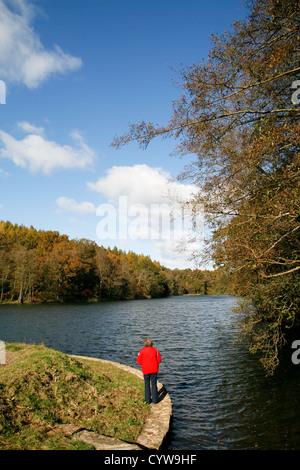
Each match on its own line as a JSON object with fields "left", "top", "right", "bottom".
{"left": 1, "top": 295, "right": 300, "bottom": 449}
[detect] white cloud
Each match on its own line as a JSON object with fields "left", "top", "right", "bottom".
{"left": 56, "top": 197, "right": 96, "bottom": 215}
{"left": 17, "top": 121, "right": 44, "bottom": 136}
{"left": 52, "top": 164, "right": 204, "bottom": 268}
{"left": 87, "top": 164, "right": 196, "bottom": 206}
{"left": 0, "top": 126, "right": 96, "bottom": 174}
{"left": 0, "top": 0, "right": 82, "bottom": 88}
{"left": 89, "top": 164, "right": 203, "bottom": 267}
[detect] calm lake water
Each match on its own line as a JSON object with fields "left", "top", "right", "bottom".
{"left": 1, "top": 295, "right": 300, "bottom": 450}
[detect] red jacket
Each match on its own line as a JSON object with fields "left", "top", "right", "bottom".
{"left": 137, "top": 346, "right": 162, "bottom": 374}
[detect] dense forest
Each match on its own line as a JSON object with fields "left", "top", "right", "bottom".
{"left": 0, "top": 221, "right": 229, "bottom": 304}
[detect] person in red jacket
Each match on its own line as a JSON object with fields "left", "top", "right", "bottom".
{"left": 137, "top": 337, "right": 162, "bottom": 404}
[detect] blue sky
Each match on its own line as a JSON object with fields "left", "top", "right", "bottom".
{"left": 0, "top": 0, "right": 247, "bottom": 269}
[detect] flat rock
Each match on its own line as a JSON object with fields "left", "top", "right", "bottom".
{"left": 74, "top": 430, "right": 142, "bottom": 450}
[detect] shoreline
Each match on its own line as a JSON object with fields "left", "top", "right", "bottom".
{"left": 0, "top": 344, "right": 172, "bottom": 450}
{"left": 71, "top": 355, "right": 173, "bottom": 450}
{"left": 0, "top": 292, "right": 232, "bottom": 307}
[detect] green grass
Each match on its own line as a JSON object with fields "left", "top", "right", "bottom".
{"left": 0, "top": 343, "right": 149, "bottom": 450}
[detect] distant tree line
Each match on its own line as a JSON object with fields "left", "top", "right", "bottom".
{"left": 0, "top": 221, "right": 227, "bottom": 304}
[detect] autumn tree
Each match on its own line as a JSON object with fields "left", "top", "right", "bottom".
{"left": 112, "top": 0, "right": 300, "bottom": 374}
{"left": 0, "top": 220, "right": 253, "bottom": 305}
{"left": 11, "top": 246, "right": 38, "bottom": 303}
{"left": 0, "top": 249, "right": 11, "bottom": 302}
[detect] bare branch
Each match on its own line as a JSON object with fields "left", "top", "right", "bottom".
{"left": 263, "top": 265, "right": 300, "bottom": 278}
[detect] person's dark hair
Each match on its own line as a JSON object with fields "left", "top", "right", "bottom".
{"left": 143, "top": 337, "right": 153, "bottom": 347}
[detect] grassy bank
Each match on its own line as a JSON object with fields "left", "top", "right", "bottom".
{"left": 0, "top": 343, "right": 149, "bottom": 450}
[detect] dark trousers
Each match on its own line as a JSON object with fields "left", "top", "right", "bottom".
{"left": 143, "top": 372, "right": 158, "bottom": 404}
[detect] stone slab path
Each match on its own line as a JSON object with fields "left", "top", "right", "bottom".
{"left": 70, "top": 355, "right": 172, "bottom": 451}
